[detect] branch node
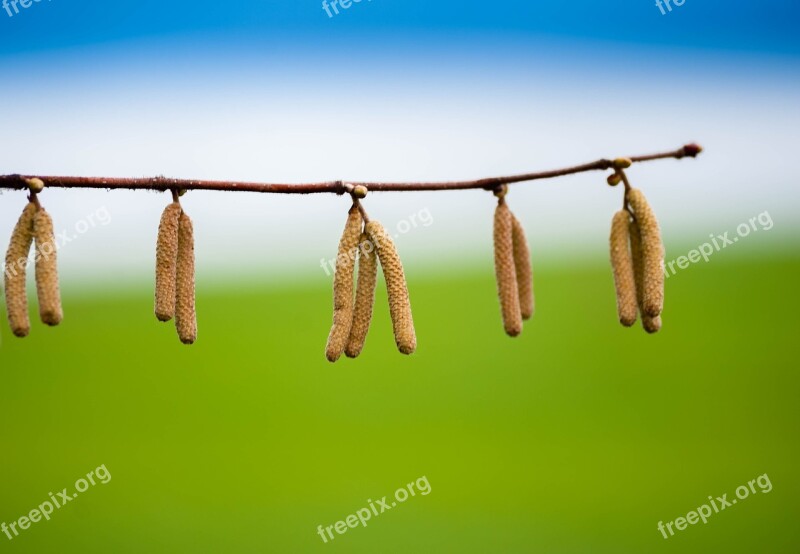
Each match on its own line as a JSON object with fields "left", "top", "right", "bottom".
{"left": 25, "top": 177, "right": 45, "bottom": 194}
{"left": 612, "top": 158, "right": 633, "bottom": 170}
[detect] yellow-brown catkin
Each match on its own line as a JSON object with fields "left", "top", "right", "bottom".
{"left": 494, "top": 201, "right": 522, "bottom": 337}
{"left": 627, "top": 188, "right": 664, "bottom": 317}
{"left": 609, "top": 210, "right": 637, "bottom": 327}
{"left": 4, "top": 203, "right": 36, "bottom": 337}
{"left": 345, "top": 233, "right": 378, "bottom": 359}
{"left": 630, "top": 219, "right": 662, "bottom": 334}
{"left": 325, "top": 207, "right": 363, "bottom": 362}
{"left": 33, "top": 207, "right": 63, "bottom": 326}
{"left": 175, "top": 212, "right": 197, "bottom": 345}
{"left": 366, "top": 220, "right": 417, "bottom": 355}
{"left": 155, "top": 202, "right": 182, "bottom": 322}
{"left": 511, "top": 214, "right": 534, "bottom": 321}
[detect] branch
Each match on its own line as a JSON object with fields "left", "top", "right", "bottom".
{"left": 0, "top": 144, "right": 702, "bottom": 196}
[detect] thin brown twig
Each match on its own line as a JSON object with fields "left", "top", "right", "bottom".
{"left": 0, "top": 144, "right": 702, "bottom": 196}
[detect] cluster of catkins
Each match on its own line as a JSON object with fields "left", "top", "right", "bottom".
{"left": 325, "top": 203, "right": 416, "bottom": 362}
{"left": 3, "top": 179, "right": 63, "bottom": 337}
{"left": 154, "top": 199, "right": 197, "bottom": 344}
{"left": 493, "top": 188, "right": 535, "bottom": 337}
{"left": 609, "top": 185, "right": 665, "bottom": 333}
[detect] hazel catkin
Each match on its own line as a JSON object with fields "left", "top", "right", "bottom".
{"left": 494, "top": 200, "right": 522, "bottom": 337}
{"left": 325, "top": 207, "right": 363, "bottom": 362}
{"left": 155, "top": 202, "right": 182, "bottom": 322}
{"left": 627, "top": 188, "right": 664, "bottom": 317}
{"left": 345, "top": 233, "right": 378, "bottom": 359}
{"left": 33, "top": 207, "right": 63, "bottom": 326}
{"left": 4, "top": 203, "right": 36, "bottom": 337}
{"left": 630, "top": 219, "right": 662, "bottom": 334}
{"left": 366, "top": 220, "right": 417, "bottom": 355}
{"left": 609, "top": 210, "right": 637, "bottom": 327}
{"left": 511, "top": 214, "right": 534, "bottom": 321}
{"left": 175, "top": 211, "right": 197, "bottom": 345}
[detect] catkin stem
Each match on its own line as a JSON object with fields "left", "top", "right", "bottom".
{"left": 175, "top": 211, "right": 197, "bottom": 345}
{"left": 627, "top": 188, "right": 665, "bottom": 318}
{"left": 325, "top": 206, "right": 363, "bottom": 362}
{"left": 33, "top": 207, "right": 63, "bottom": 326}
{"left": 366, "top": 220, "right": 417, "bottom": 355}
{"left": 345, "top": 233, "right": 378, "bottom": 358}
{"left": 4, "top": 203, "right": 36, "bottom": 337}
{"left": 511, "top": 214, "right": 534, "bottom": 320}
{"left": 155, "top": 202, "right": 182, "bottom": 322}
{"left": 494, "top": 200, "right": 522, "bottom": 337}
{"left": 610, "top": 210, "right": 637, "bottom": 327}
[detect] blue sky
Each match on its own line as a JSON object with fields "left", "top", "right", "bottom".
{"left": 1, "top": 0, "right": 799, "bottom": 57}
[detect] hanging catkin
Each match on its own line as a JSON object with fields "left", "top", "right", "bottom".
{"left": 627, "top": 188, "right": 664, "bottom": 317}
{"left": 366, "top": 220, "right": 417, "bottom": 355}
{"left": 609, "top": 210, "right": 637, "bottom": 327}
{"left": 511, "top": 214, "right": 534, "bottom": 320}
{"left": 494, "top": 200, "right": 522, "bottom": 337}
{"left": 33, "top": 206, "right": 63, "bottom": 326}
{"left": 325, "top": 207, "right": 363, "bottom": 362}
{"left": 345, "top": 233, "right": 378, "bottom": 359}
{"left": 175, "top": 211, "right": 197, "bottom": 345}
{"left": 4, "top": 203, "right": 36, "bottom": 337}
{"left": 630, "top": 219, "right": 662, "bottom": 334}
{"left": 155, "top": 202, "right": 182, "bottom": 322}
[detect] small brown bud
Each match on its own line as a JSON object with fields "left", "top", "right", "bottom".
{"left": 607, "top": 173, "right": 622, "bottom": 187}
{"left": 25, "top": 178, "right": 45, "bottom": 194}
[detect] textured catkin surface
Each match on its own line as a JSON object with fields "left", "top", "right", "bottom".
{"left": 175, "top": 212, "right": 197, "bottom": 345}
{"left": 511, "top": 214, "right": 534, "bottom": 321}
{"left": 627, "top": 188, "right": 664, "bottom": 318}
{"left": 4, "top": 203, "right": 36, "bottom": 337}
{"left": 325, "top": 207, "right": 363, "bottom": 362}
{"left": 155, "top": 202, "right": 182, "bottom": 322}
{"left": 629, "top": 219, "right": 662, "bottom": 334}
{"left": 609, "top": 210, "right": 637, "bottom": 327}
{"left": 33, "top": 207, "right": 63, "bottom": 326}
{"left": 345, "top": 233, "right": 378, "bottom": 359}
{"left": 367, "top": 220, "right": 417, "bottom": 355}
{"left": 494, "top": 201, "right": 522, "bottom": 337}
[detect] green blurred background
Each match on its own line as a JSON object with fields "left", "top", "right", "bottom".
{"left": 1, "top": 237, "right": 798, "bottom": 552}
{"left": 2, "top": 1, "right": 800, "bottom": 550}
